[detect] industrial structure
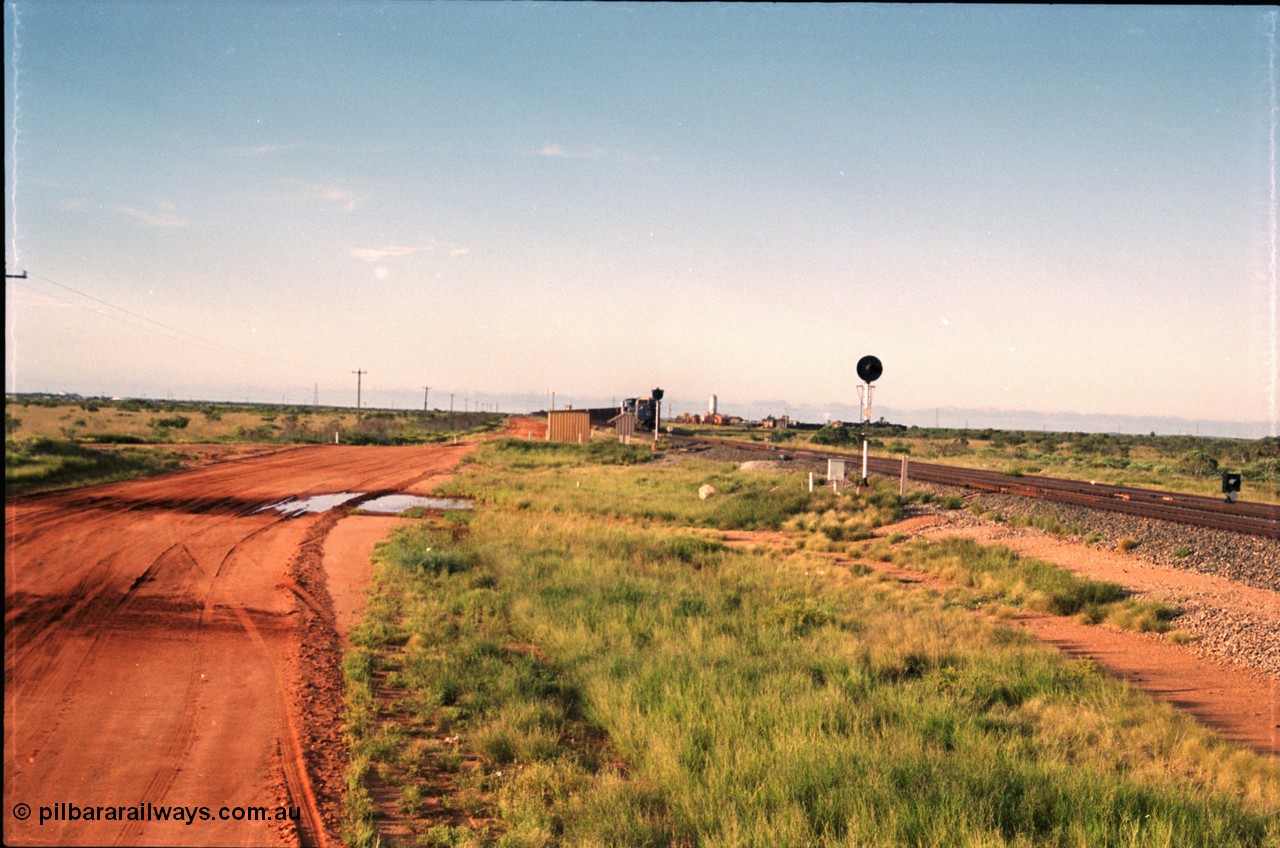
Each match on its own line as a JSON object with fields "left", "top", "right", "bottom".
{"left": 545, "top": 409, "right": 591, "bottom": 443}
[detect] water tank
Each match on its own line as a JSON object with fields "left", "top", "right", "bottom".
{"left": 709, "top": 394, "right": 718, "bottom": 415}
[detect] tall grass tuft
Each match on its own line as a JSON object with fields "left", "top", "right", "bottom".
{"left": 893, "top": 537, "right": 1135, "bottom": 617}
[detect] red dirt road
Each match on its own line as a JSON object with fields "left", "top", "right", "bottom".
{"left": 4, "top": 439, "right": 487, "bottom": 846}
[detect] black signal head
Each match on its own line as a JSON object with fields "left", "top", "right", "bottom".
{"left": 856, "top": 355, "right": 882, "bottom": 383}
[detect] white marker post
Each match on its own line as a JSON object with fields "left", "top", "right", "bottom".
{"left": 828, "top": 458, "right": 845, "bottom": 494}
{"left": 857, "top": 382, "right": 874, "bottom": 486}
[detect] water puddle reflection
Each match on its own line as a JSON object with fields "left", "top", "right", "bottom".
{"left": 358, "top": 494, "right": 473, "bottom": 514}
{"left": 253, "top": 492, "right": 472, "bottom": 518}
{"left": 255, "top": 492, "right": 364, "bottom": 517}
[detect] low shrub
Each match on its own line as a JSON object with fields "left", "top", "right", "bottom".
{"left": 5, "top": 437, "right": 180, "bottom": 495}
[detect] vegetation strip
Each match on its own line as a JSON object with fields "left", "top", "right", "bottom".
{"left": 5, "top": 436, "right": 183, "bottom": 496}
{"left": 856, "top": 536, "right": 1181, "bottom": 634}
{"left": 343, "top": 439, "right": 1278, "bottom": 847}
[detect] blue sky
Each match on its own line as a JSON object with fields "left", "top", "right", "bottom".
{"left": 5, "top": 3, "right": 1277, "bottom": 435}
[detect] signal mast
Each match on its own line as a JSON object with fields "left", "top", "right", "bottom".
{"left": 855, "top": 355, "right": 882, "bottom": 486}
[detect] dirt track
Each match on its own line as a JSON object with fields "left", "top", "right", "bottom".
{"left": 4, "top": 437, "right": 489, "bottom": 847}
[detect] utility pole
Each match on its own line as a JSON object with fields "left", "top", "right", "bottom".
{"left": 450, "top": 393, "right": 455, "bottom": 413}
{"left": 352, "top": 370, "right": 366, "bottom": 417}
{"left": 423, "top": 386, "right": 430, "bottom": 412}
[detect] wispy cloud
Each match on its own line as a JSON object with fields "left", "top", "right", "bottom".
{"left": 115, "top": 201, "right": 189, "bottom": 229}
{"left": 350, "top": 245, "right": 423, "bottom": 263}
{"left": 537, "top": 142, "right": 654, "bottom": 164}
{"left": 310, "top": 186, "right": 358, "bottom": 211}
{"left": 262, "top": 180, "right": 359, "bottom": 211}
{"left": 429, "top": 238, "right": 470, "bottom": 257}
{"left": 538, "top": 142, "right": 606, "bottom": 160}
{"left": 216, "top": 141, "right": 401, "bottom": 157}
{"left": 349, "top": 238, "right": 469, "bottom": 263}
{"left": 217, "top": 142, "right": 301, "bottom": 157}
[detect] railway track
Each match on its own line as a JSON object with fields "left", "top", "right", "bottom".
{"left": 672, "top": 436, "right": 1280, "bottom": 540}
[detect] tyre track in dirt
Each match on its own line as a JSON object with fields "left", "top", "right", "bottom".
{"left": 115, "top": 519, "right": 310, "bottom": 847}
{"left": 4, "top": 440, "right": 486, "bottom": 846}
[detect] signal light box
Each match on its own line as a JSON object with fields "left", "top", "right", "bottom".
{"left": 1222, "top": 472, "right": 1242, "bottom": 503}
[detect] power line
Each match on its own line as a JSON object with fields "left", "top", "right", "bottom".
{"left": 13, "top": 272, "right": 340, "bottom": 374}
{"left": 10, "top": 277, "right": 265, "bottom": 363}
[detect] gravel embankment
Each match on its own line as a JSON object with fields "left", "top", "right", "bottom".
{"left": 968, "top": 492, "right": 1278, "bottom": 592}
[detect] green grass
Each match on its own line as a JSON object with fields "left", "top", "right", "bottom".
{"left": 876, "top": 536, "right": 1181, "bottom": 634}
{"left": 884, "top": 537, "right": 1127, "bottom": 616}
{"left": 342, "top": 441, "right": 1279, "bottom": 847}
{"left": 450, "top": 437, "right": 897, "bottom": 533}
{"left": 5, "top": 437, "right": 183, "bottom": 495}
{"left": 1004, "top": 512, "right": 1085, "bottom": 537}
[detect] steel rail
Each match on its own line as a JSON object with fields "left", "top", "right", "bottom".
{"left": 671, "top": 435, "right": 1280, "bottom": 540}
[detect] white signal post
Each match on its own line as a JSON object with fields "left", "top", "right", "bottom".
{"left": 858, "top": 382, "right": 874, "bottom": 486}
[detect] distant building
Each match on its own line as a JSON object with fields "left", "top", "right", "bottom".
{"left": 546, "top": 410, "right": 591, "bottom": 443}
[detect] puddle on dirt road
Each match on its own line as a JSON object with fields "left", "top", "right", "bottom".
{"left": 254, "top": 492, "right": 365, "bottom": 517}
{"left": 358, "top": 494, "right": 473, "bottom": 513}
{"left": 253, "top": 492, "right": 472, "bottom": 517}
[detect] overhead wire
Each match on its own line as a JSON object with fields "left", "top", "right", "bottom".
{"left": 10, "top": 272, "right": 345, "bottom": 374}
